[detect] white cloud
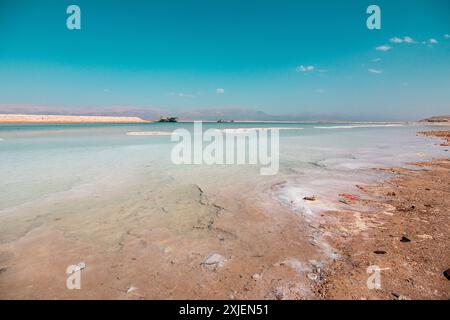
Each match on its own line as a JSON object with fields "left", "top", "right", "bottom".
{"left": 368, "top": 68, "right": 383, "bottom": 74}
{"left": 215, "top": 88, "right": 225, "bottom": 94}
{"left": 387, "top": 35, "right": 444, "bottom": 48}
{"left": 376, "top": 45, "right": 392, "bottom": 52}
{"left": 390, "top": 37, "right": 403, "bottom": 44}
{"left": 103, "top": 88, "right": 110, "bottom": 93}
{"left": 315, "top": 89, "right": 325, "bottom": 94}
{"left": 391, "top": 36, "right": 415, "bottom": 43}
{"left": 371, "top": 58, "right": 381, "bottom": 62}
{"left": 296, "top": 65, "right": 315, "bottom": 72}
{"left": 170, "top": 92, "right": 196, "bottom": 98}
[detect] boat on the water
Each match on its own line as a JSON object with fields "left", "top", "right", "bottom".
{"left": 158, "top": 117, "right": 179, "bottom": 123}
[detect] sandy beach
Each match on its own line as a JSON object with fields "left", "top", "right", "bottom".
{"left": 321, "top": 158, "right": 450, "bottom": 299}
{"left": 0, "top": 114, "right": 149, "bottom": 124}
{"left": 318, "top": 130, "right": 450, "bottom": 299}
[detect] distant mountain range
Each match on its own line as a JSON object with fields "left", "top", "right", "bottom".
{"left": 421, "top": 115, "right": 450, "bottom": 123}
{"left": 0, "top": 105, "right": 417, "bottom": 122}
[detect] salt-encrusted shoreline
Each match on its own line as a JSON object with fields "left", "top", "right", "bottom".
{"left": 0, "top": 114, "right": 149, "bottom": 123}
{"left": 315, "top": 130, "right": 450, "bottom": 299}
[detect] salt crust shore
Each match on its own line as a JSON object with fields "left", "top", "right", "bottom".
{"left": 0, "top": 114, "right": 149, "bottom": 123}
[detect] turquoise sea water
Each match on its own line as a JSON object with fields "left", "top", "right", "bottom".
{"left": 0, "top": 122, "right": 448, "bottom": 213}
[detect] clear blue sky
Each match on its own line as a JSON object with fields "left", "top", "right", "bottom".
{"left": 0, "top": 0, "right": 449, "bottom": 119}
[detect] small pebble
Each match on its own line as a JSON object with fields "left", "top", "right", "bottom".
{"left": 400, "top": 235, "right": 411, "bottom": 243}
{"left": 307, "top": 273, "right": 318, "bottom": 281}
{"left": 251, "top": 273, "right": 262, "bottom": 281}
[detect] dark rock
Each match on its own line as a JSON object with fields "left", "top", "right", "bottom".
{"left": 374, "top": 250, "right": 387, "bottom": 255}
{"left": 444, "top": 269, "right": 450, "bottom": 280}
{"left": 400, "top": 235, "right": 411, "bottom": 243}
{"left": 392, "top": 292, "right": 410, "bottom": 300}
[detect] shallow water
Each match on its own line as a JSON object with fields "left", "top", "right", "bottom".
{"left": 0, "top": 122, "right": 448, "bottom": 215}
